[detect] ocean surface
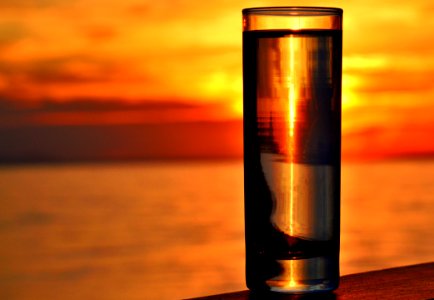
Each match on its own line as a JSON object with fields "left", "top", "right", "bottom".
{"left": 0, "top": 160, "right": 433, "bottom": 299}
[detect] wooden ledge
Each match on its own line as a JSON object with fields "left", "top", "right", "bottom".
{"left": 187, "top": 262, "right": 434, "bottom": 300}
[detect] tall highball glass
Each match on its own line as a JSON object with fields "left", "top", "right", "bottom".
{"left": 242, "top": 7, "right": 343, "bottom": 293}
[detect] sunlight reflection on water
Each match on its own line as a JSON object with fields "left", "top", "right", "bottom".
{"left": 0, "top": 160, "right": 433, "bottom": 299}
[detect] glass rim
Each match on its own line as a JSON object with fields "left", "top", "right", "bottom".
{"left": 242, "top": 6, "right": 343, "bottom": 16}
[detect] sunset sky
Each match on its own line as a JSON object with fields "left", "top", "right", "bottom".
{"left": 1, "top": 0, "right": 434, "bottom": 160}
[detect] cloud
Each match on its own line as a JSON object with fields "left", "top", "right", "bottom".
{"left": 0, "top": 0, "right": 433, "bottom": 114}
{"left": 353, "top": 69, "right": 434, "bottom": 94}
{"left": 0, "top": 53, "right": 164, "bottom": 102}
{"left": 0, "top": 0, "right": 246, "bottom": 104}
{"left": 344, "top": 54, "right": 434, "bottom": 98}
{"left": 0, "top": 56, "right": 114, "bottom": 83}
{"left": 124, "top": 0, "right": 239, "bottom": 21}
{"left": 0, "top": 97, "right": 238, "bottom": 129}
{"left": 0, "top": 22, "right": 28, "bottom": 47}
{"left": 0, "top": 97, "right": 204, "bottom": 113}
{"left": 125, "top": 3, "right": 152, "bottom": 17}
{"left": 30, "top": 59, "right": 113, "bottom": 84}
{"left": 0, "top": 0, "right": 64, "bottom": 9}
{"left": 81, "top": 25, "right": 117, "bottom": 42}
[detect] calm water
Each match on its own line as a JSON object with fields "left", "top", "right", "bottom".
{"left": 0, "top": 160, "right": 433, "bottom": 299}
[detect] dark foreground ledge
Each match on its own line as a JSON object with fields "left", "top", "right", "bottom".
{"left": 187, "top": 262, "right": 433, "bottom": 300}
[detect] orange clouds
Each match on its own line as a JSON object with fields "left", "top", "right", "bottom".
{"left": 0, "top": 0, "right": 433, "bottom": 158}
{"left": 0, "top": 0, "right": 244, "bottom": 119}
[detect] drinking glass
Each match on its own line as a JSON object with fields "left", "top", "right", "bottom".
{"left": 242, "top": 6, "right": 343, "bottom": 293}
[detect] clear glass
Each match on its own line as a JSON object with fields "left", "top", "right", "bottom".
{"left": 242, "top": 7, "right": 343, "bottom": 294}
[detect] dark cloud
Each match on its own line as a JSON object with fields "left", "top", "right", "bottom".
{"left": 28, "top": 66, "right": 106, "bottom": 84}
{"left": 0, "top": 55, "right": 132, "bottom": 101}
{"left": 0, "top": 56, "right": 115, "bottom": 84}
{"left": 0, "top": 97, "right": 201, "bottom": 113}
{"left": 0, "top": 119, "right": 243, "bottom": 162}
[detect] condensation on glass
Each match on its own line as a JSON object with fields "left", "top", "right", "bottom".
{"left": 242, "top": 7, "right": 343, "bottom": 294}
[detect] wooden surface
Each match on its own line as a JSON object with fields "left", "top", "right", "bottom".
{"left": 187, "top": 262, "right": 434, "bottom": 300}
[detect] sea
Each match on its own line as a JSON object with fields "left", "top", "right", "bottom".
{"left": 0, "top": 159, "right": 433, "bottom": 300}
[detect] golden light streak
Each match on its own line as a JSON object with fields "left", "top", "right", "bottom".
{"left": 288, "top": 35, "right": 296, "bottom": 238}
{"left": 288, "top": 260, "right": 297, "bottom": 288}
{"left": 289, "top": 37, "right": 296, "bottom": 139}
{"left": 278, "top": 260, "right": 298, "bottom": 290}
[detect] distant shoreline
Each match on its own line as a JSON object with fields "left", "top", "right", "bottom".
{"left": 0, "top": 156, "right": 243, "bottom": 166}
{"left": 2, "top": 154, "right": 434, "bottom": 166}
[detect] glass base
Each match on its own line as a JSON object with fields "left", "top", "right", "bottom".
{"left": 268, "top": 278, "right": 337, "bottom": 294}
{"left": 248, "top": 256, "right": 339, "bottom": 294}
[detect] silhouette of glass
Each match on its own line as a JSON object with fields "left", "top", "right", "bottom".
{"left": 242, "top": 7, "right": 343, "bottom": 293}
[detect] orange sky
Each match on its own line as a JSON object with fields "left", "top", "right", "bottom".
{"left": 1, "top": 0, "right": 434, "bottom": 159}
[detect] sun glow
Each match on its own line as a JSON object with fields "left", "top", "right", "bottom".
{"left": 232, "top": 97, "right": 243, "bottom": 117}
{"left": 342, "top": 73, "right": 361, "bottom": 110}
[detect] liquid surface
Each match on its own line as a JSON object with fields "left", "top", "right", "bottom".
{"left": 243, "top": 29, "right": 342, "bottom": 290}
